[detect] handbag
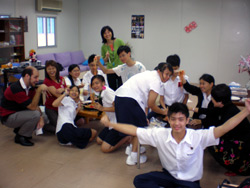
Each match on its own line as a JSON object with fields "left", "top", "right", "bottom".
{"left": 218, "top": 178, "right": 250, "bottom": 188}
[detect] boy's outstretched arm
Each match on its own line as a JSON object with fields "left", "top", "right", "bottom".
{"left": 214, "top": 98, "right": 250, "bottom": 139}
{"left": 101, "top": 115, "right": 137, "bottom": 136}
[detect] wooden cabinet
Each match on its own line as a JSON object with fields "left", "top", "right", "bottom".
{"left": 0, "top": 18, "right": 25, "bottom": 65}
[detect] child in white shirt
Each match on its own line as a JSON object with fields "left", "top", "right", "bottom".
{"left": 96, "top": 45, "right": 146, "bottom": 84}
{"left": 90, "top": 75, "right": 131, "bottom": 153}
{"left": 52, "top": 86, "right": 97, "bottom": 149}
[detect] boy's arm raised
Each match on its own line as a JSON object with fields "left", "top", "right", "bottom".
{"left": 101, "top": 115, "right": 137, "bottom": 136}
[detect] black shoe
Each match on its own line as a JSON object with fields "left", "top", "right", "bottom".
{"left": 13, "top": 128, "right": 32, "bottom": 140}
{"left": 15, "top": 135, "right": 34, "bottom": 146}
{"left": 13, "top": 127, "right": 20, "bottom": 134}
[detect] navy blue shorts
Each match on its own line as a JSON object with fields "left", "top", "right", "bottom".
{"left": 57, "top": 123, "right": 92, "bottom": 149}
{"left": 115, "top": 96, "right": 148, "bottom": 128}
{"left": 98, "top": 127, "right": 126, "bottom": 146}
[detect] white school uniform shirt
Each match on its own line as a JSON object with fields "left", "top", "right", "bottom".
{"left": 112, "top": 61, "right": 146, "bottom": 83}
{"left": 64, "top": 77, "right": 81, "bottom": 86}
{"left": 82, "top": 70, "right": 108, "bottom": 91}
{"left": 163, "top": 75, "right": 189, "bottom": 106}
{"left": 56, "top": 96, "right": 78, "bottom": 133}
{"left": 137, "top": 126, "right": 219, "bottom": 182}
{"left": 199, "top": 93, "right": 211, "bottom": 119}
{"left": 99, "top": 86, "right": 116, "bottom": 124}
{"left": 115, "top": 70, "right": 164, "bottom": 112}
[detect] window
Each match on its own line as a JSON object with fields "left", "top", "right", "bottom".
{"left": 37, "top": 17, "right": 56, "bottom": 47}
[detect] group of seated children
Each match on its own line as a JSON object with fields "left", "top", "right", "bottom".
{"left": 1, "top": 44, "right": 250, "bottom": 187}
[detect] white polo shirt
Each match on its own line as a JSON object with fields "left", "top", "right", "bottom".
{"left": 56, "top": 96, "right": 78, "bottom": 133}
{"left": 82, "top": 70, "right": 108, "bottom": 91}
{"left": 64, "top": 77, "right": 81, "bottom": 87}
{"left": 115, "top": 70, "right": 164, "bottom": 112}
{"left": 163, "top": 75, "right": 189, "bottom": 106}
{"left": 112, "top": 61, "right": 146, "bottom": 83}
{"left": 137, "top": 126, "right": 219, "bottom": 181}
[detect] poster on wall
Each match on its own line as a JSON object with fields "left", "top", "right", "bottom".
{"left": 131, "top": 15, "right": 144, "bottom": 39}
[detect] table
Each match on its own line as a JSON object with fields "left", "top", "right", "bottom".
{"left": 78, "top": 109, "right": 104, "bottom": 124}
{"left": 2, "top": 65, "right": 45, "bottom": 90}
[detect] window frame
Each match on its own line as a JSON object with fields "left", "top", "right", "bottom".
{"left": 37, "top": 16, "right": 56, "bottom": 48}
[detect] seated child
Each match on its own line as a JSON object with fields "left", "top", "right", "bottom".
{"left": 82, "top": 54, "right": 107, "bottom": 100}
{"left": 90, "top": 75, "right": 131, "bottom": 153}
{"left": 101, "top": 100, "right": 250, "bottom": 187}
{"left": 180, "top": 73, "right": 215, "bottom": 128}
{"left": 204, "top": 84, "right": 250, "bottom": 176}
{"left": 65, "top": 64, "right": 84, "bottom": 88}
{"left": 52, "top": 86, "right": 97, "bottom": 149}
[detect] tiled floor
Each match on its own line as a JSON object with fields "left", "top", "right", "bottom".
{"left": 0, "top": 95, "right": 248, "bottom": 188}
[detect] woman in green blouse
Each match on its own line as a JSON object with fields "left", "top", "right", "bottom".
{"left": 101, "top": 26, "right": 125, "bottom": 91}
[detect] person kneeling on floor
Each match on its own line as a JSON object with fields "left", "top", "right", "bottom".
{"left": 0, "top": 66, "right": 49, "bottom": 146}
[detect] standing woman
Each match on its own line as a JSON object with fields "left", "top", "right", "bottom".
{"left": 101, "top": 26, "right": 125, "bottom": 90}
{"left": 43, "top": 60, "right": 67, "bottom": 133}
{"left": 115, "top": 62, "right": 173, "bottom": 165}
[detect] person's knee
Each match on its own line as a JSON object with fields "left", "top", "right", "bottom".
{"left": 33, "top": 110, "right": 41, "bottom": 119}
{"left": 96, "top": 136, "right": 103, "bottom": 145}
{"left": 101, "top": 143, "right": 113, "bottom": 153}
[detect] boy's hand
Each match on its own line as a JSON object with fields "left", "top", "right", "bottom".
{"left": 93, "top": 102, "right": 103, "bottom": 111}
{"left": 179, "top": 70, "right": 185, "bottom": 84}
{"left": 189, "top": 119, "right": 201, "bottom": 126}
{"left": 101, "top": 115, "right": 110, "bottom": 127}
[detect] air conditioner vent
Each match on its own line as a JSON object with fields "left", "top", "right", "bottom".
{"left": 36, "top": 0, "right": 62, "bottom": 12}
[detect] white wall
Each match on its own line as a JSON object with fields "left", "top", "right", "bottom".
{"left": 79, "top": 0, "right": 250, "bottom": 86}
{"left": 0, "top": 0, "right": 80, "bottom": 57}
{"left": 1, "top": 0, "right": 250, "bottom": 86}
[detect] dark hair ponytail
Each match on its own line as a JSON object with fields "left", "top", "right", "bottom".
{"left": 67, "top": 64, "right": 80, "bottom": 86}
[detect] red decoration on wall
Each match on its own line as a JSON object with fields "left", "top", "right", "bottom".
{"left": 184, "top": 26, "right": 191, "bottom": 33}
{"left": 184, "top": 21, "right": 198, "bottom": 33}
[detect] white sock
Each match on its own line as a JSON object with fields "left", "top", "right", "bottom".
{"left": 131, "top": 152, "right": 137, "bottom": 158}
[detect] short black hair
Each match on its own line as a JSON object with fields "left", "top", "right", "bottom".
{"left": 199, "top": 74, "right": 215, "bottom": 85}
{"left": 21, "top": 67, "right": 33, "bottom": 77}
{"left": 167, "top": 102, "right": 189, "bottom": 118}
{"left": 91, "top": 75, "right": 105, "bottom": 87}
{"left": 70, "top": 85, "right": 80, "bottom": 93}
{"left": 117, "top": 46, "right": 131, "bottom": 55}
{"left": 100, "top": 26, "right": 116, "bottom": 44}
{"left": 68, "top": 64, "right": 80, "bottom": 73}
{"left": 211, "top": 84, "right": 231, "bottom": 105}
{"left": 166, "top": 54, "right": 180, "bottom": 67}
{"left": 155, "top": 62, "right": 173, "bottom": 75}
{"left": 88, "top": 54, "right": 96, "bottom": 64}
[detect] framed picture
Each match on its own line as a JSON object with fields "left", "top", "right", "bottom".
{"left": 131, "top": 15, "right": 144, "bottom": 39}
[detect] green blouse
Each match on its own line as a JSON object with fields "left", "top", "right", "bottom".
{"left": 101, "top": 38, "right": 125, "bottom": 69}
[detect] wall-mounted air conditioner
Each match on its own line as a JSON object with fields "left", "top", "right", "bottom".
{"left": 36, "top": 0, "right": 63, "bottom": 12}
